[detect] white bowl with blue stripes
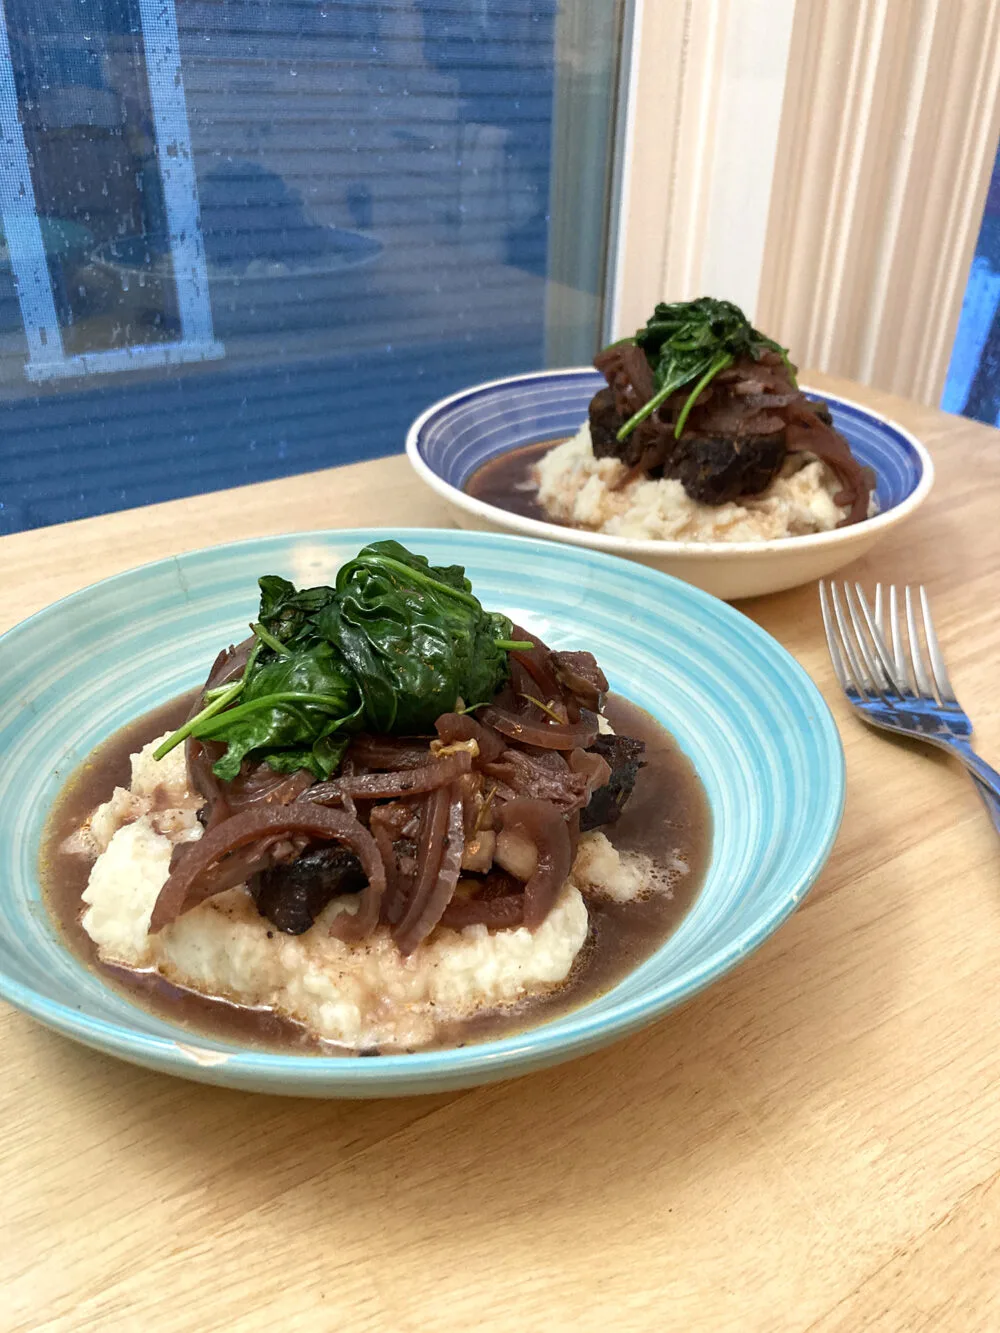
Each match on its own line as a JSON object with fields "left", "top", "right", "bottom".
{"left": 406, "top": 369, "right": 935, "bottom": 601}
{"left": 0, "top": 529, "right": 844, "bottom": 1097}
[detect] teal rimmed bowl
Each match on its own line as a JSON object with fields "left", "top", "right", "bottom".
{"left": 0, "top": 530, "right": 844, "bottom": 1096}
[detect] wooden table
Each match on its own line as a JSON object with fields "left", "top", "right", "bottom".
{"left": 3, "top": 372, "right": 1000, "bottom": 1332}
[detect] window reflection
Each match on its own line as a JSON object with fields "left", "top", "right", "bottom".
{"left": 943, "top": 138, "right": 1000, "bottom": 424}
{"left": 5, "top": 0, "right": 180, "bottom": 352}
{"left": 0, "top": 0, "right": 622, "bottom": 534}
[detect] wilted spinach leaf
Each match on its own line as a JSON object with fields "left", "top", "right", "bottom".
{"left": 190, "top": 641, "right": 361, "bottom": 780}
{"left": 257, "top": 576, "right": 338, "bottom": 650}
{"left": 611, "top": 296, "right": 796, "bottom": 440}
{"left": 318, "top": 540, "right": 516, "bottom": 733}
{"left": 165, "top": 540, "right": 522, "bottom": 780}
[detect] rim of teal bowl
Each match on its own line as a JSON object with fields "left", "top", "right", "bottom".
{"left": 0, "top": 528, "right": 846, "bottom": 1088}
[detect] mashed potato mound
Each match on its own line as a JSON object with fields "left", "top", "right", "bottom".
{"left": 78, "top": 736, "right": 664, "bottom": 1049}
{"left": 569, "top": 830, "right": 688, "bottom": 903}
{"left": 67, "top": 734, "right": 202, "bottom": 857}
{"left": 535, "top": 423, "right": 852, "bottom": 542}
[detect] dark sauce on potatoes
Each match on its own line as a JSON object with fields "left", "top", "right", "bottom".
{"left": 40, "top": 693, "right": 710, "bottom": 1056}
{"left": 464, "top": 438, "right": 563, "bottom": 523}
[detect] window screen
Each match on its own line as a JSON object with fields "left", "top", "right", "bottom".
{"left": 0, "top": 0, "right": 624, "bottom": 533}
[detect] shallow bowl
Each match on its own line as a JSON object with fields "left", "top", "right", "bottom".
{"left": 0, "top": 529, "right": 844, "bottom": 1096}
{"left": 406, "top": 369, "right": 934, "bottom": 600}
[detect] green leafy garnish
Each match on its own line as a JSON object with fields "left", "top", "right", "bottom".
{"left": 155, "top": 540, "right": 525, "bottom": 780}
{"left": 249, "top": 621, "right": 288, "bottom": 657}
{"left": 609, "top": 296, "right": 796, "bottom": 441}
{"left": 153, "top": 640, "right": 264, "bottom": 760}
{"left": 317, "top": 541, "right": 519, "bottom": 734}
{"left": 189, "top": 642, "right": 362, "bottom": 781}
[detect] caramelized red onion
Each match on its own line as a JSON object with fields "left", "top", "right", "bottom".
{"left": 391, "top": 785, "right": 449, "bottom": 944}
{"left": 498, "top": 798, "right": 573, "bottom": 928}
{"left": 551, "top": 651, "right": 609, "bottom": 712}
{"left": 188, "top": 750, "right": 313, "bottom": 834}
{"left": 184, "top": 636, "right": 274, "bottom": 828}
{"left": 784, "top": 401, "right": 874, "bottom": 525}
{"left": 509, "top": 624, "right": 562, "bottom": 700}
{"left": 509, "top": 658, "right": 556, "bottom": 715}
{"left": 347, "top": 735, "right": 436, "bottom": 771}
{"left": 593, "top": 345, "right": 874, "bottom": 526}
{"left": 434, "top": 712, "right": 505, "bottom": 763}
{"left": 372, "top": 803, "right": 418, "bottom": 928}
{"left": 370, "top": 817, "right": 400, "bottom": 924}
{"left": 205, "top": 636, "right": 256, "bottom": 691}
{"left": 303, "top": 750, "right": 473, "bottom": 804}
{"left": 186, "top": 737, "right": 228, "bottom": 827}
{"left": 481, "top": 706, "right": 599, "bottom": 751}
{"left": 149, "top": 804, "right": 384, "bottom": 933}
{"left": 393, "top": 783, "right": 465, "bottom": 954}
{"left": 165, "top": 836, "right": 285, "bottom": 914}
{"left": 619, "top": 340, "right": 657, "bottom": 403}
{"left": 226, "top": 765, "right": 314, "bottom": 809}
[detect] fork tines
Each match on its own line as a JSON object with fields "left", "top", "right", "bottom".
{"left": 819, "top": 580, "right": 957, "bottom": 707}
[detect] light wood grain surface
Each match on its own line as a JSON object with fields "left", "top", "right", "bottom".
{"left": 4, "top": 372, "right": 1000, "bottom": 1332}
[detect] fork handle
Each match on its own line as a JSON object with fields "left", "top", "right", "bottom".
{"left": 947, "top": 739, "right": 1000, "bottom": 794}
{"left": 973, "top": 777, "right": 1000, "bottom": 838}
{"left": 944, "top": 739, "right": 1000, "bottom": 827}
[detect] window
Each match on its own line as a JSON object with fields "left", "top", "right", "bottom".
{"left": 0, "top": 0, "right": 625, "bottom": 533}
{"left": 0, "top": 0, "right": 220, "bottom": 378}
{"left": 943, "top": 136, "right": 1000, "bottom": 424}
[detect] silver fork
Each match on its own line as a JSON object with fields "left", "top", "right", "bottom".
{"left": 819, "top": 580, "right": 1000, "bottom": 830}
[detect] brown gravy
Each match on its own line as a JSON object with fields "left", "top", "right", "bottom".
{"left": 464, "top": 438, "right": 565, "bottom": 524}
{"left": 40, "top": 693, "right": 711, "bottom": 1055}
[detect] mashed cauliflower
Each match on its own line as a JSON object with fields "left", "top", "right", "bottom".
{"left": 76, "top": 734, "right": 663, "bottom": 1049}
{"left": 535, "top": 423, "right": 854, "bottom": 542}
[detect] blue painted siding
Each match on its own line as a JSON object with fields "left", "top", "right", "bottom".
{"left": 0, "top": 0, "right": 608, "bottom": 535}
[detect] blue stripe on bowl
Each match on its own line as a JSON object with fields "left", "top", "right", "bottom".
{"left": 0, "top": 529, "right": 844, "bottom": 1097}
{"left": 415, "top": 369, "right": 925, "bottom": 513}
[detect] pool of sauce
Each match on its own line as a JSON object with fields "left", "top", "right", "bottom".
{"left": 463, "top": 437, "right": 567, "bottom": 524}
{"left": 41, "top": 693, "right": 711, "bottom": 1056}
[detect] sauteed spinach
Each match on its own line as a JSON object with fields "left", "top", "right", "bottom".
{"left": 155, "top": 540, "right": 527, "bottom": 779}
{"left": 611, "top": 296, "right": 796, "bottom": 442}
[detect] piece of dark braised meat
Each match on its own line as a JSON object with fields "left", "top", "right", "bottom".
{"left": 668, "top": 431, "right": 787, "bottom": 506}
{"left": 591, "top": 339, "right": 873, "bottom": 523}
{"left": 589, "top": 379, "right": 792, "bottom": 504}
{"left": 591, "top": 385, "right": 850, "bottom": 508}
{"left": 581, "top": 733, "right": 646, "bottom": 832}
{"left": 251, "top": 846, "right": 367, "bottom": 935}
{"left": 590, "top": 387, "right": 646, "bottom": 469}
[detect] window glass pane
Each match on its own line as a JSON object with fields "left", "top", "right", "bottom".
{"left": 5, "top": 0, "right": 181, "bottom": 354}
{"left": 942, "top": 135, "right": 1000, "bottom": 423}
{"left": 0, "top": 0, "right": 624, "bottom": 534}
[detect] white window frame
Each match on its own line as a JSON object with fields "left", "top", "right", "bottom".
{"left": 0, "top": 0, "right": 223, "bottom": 382}
{"left": 604, "top": 0, "right": 795, "bottom": 343}
{"left": 605, "top": 0, "right": 1000, "bottom": 408}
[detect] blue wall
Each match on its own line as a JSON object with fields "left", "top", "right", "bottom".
{"left": 0, "top": 0, "right": 571, "bottom": 534}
